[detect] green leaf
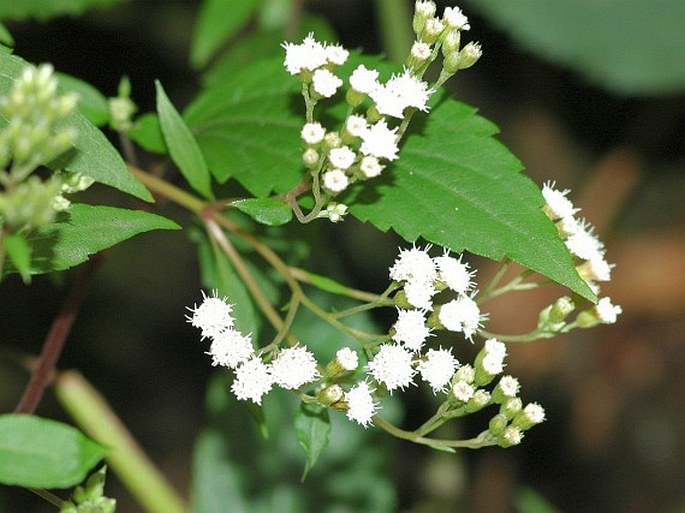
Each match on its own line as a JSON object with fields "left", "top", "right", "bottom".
{"left": 0, "top": 0, "right": 126, "bottom": 20}
{"left": 232, "top": 198, "right": 292, "bottom": 226}
{"left": 469, "top": 0, "right": 685, "bottom": 95}
{"left": 156, "top": 81, "right": 213, "bottom": 198}
{"left": 0, "top": 21, "right": 14, "bottom": 47}
{"left": 15, "top": 203, "right": 180, "bottom": 275}
{"left": 56, "top": 72, "right": 109, "bottom": 126}
{"left": 294, "top": 403, "right": 331, "bottom": 481}
{"left": 184, "top": 57, "right": 302, "bottom": 197}
{"left": 515, "top": 487, "right": 560, "bottom": 513}
{"left": 3, "top": 232, "right": 32, "bottom": 283}
{"left": 191, "top": 429, "right": 250, "bottom": 513}
{"left": 128, "top": 112, "right": 168, "bottom": 154}
{"left": 349, "top": 99, "right": 595, "bottom": 301}
{"left": 0, "top": 414, "right": 105, "bottom": 488}
{"left": 0, "top": 53, "right": 152, "bottom": 201}
{"left": 191, "top": 0, "right": 258, "bottom": 69}
{"left": 291, "top": 269, "right": 356, "bottom": 297}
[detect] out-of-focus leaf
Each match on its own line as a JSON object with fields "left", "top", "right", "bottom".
{"left": 156, "top": 81, "right": 213, "bottom": 198}
{"left": 3, "top": 232, "right": 31, "bottom": 283}
{"left": 232, "top": 198, "right": 292, "bottom": 226}
{"left": 128, "top": 113, "right": 167, "bottom": 154}
{"left": 14, "top": 204, "right": 179, "bottom": 275}
{"left": 0, "top": 22, "right": 14, "bottom": 46}
{"left": 515, "top": 487, "right": 560, "bottom": 513}
{"left": 0, "top": 0, "right": 126, "bottom": 20}
{"left": 56, "top": 72, "right": 109, "bottom": 126}
{"left": 469, "top": 0, "right": 685, "bottom": 95}
{"left": 294, "top": 403, "right": 331, "bottom": 480}
{"left": 191, "top": 0, "right": 258, "bottom": 69}
{"left": 0, "top": 414, "right": 105, "bottom": 488}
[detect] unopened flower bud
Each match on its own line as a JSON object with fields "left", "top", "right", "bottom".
{"left": 413, "top": 1, "right": 436, "bottom": 36}
{"left": 500, "top": 397, "right": 523, "bottom": 419}
{"left": 492, "top": 375, "right": 520, "bottom": 404}
{"left": 325, "top": 347, "right": 359, "bottom": 376}
{"left": 498, "top": 426, "right": 524, "bottom": 448}
{"left": 489, "top": 413, "right": 509, "bottom": 436}
{"left": 302, "top": 148, "right": 319, "bottom": 168}
{"left": 453, "top": 363, "right": 475, "bottom": 384}
{"left": 457, "top": 42, "right": 482, "bottom": 70}
{"left": 421, "top": 18, "right": 445, "bottom": 44}
{"left": 512, "top": 402, "right": 546, "bottom": 430}
{"left": 441, "top": 29, "right": 461, "bottom": 56}
{"left": 465, "top": 389, "right": 491, "bottom": 413}
{"left": 408, "top": 41, "right": 432, "bottom": 69}
{"left": 577, "top": 297, "right": 622, "bottom": 327}
{"left": 323, "top": 131, "right": 341, "bottom": 149}
{"left": 317, "top": 384, "right": 345, "bottom": 406}
{"left": 550, "top": 296, "right": 575, "bottom": 323}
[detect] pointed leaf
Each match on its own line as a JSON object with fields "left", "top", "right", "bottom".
{"left": 0, "top": 53, "right": 152, "bottom": 201}
{"left": 349, "top": 99, "right": 595, "bottom": 301}
{"left": 156, "top": 81, "right": 213, "bottom": 198}
{"left": 191, "top": 0, "right": 258, "bottom": 69}
{"left": 128, "top": 112, "right": 167, "bottom": 154}
{"left": 3, "top": 232, "right": 32, "bottom": 283}
{"left": 12, "top": 204, "right": 180, "bottom": 275}
{"left": 232, "top": 198, "right": 292, "bottom": 226}
{"left": 294, "top": 402, "right": 331, "bottom": 480}
{"left": 0, "top": 414, "right": 105, "bottom": 488}
{"left": 184, "top": 57, "right": 302, "bottom": 197}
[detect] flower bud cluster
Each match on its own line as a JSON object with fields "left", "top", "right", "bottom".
{"left": 187, "top": 291, "right": 321, "bottom": 405}
{"left": 283, "top": 3, "right": 481, "bottom": 222}
{"left": 541, "top": 182, "right": 622, "bottom": 328}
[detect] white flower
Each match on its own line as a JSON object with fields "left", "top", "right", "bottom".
{"left": 359, "top": 155, "right": 384, "bottom": 178}
{"left": 300, "top": 122, "right": 325, "bottom": 145}
{"left": 370, "top": 70, "right": 432, "bottom": 118}
{"left": 578, "top": 254, "right": 613, "bottom": 282}
{"left": 411, "top": 41, "right": 432, "bottom": 61}
{"left": 312, "top": 68, "right": 343, "bottom": 98}
{"left": 438, "top": 295, "right": 482, "bottom": 340}
{"left": 360, "top": 119, "right": 400, "bottom": 161}
{"left": 323, "top": 202, "right": 349, "bottom": 223}
{"left": 345, "top": 381, "right": 378, "bottom": 427}
{"left": 455, "top": 363, "right": 475, "bottom": 383}
{"left": 434, "top": 253, "right": 474, "bottom": 294}
{"left": 403, "top": 278, "right": 437, "bottom": 310}
{"left": 556, "top": 215, "right": 579, "bottom": 237}
{"left": 187, "top": 290, "right": 234, "bottom": 340}
{"left": 500, "top": 426, "right": 523, "bottom": 446}
{"left": 424, "top": 18, "right": 445, "bottom": 39}
{"left": 322, "top": 169, "right": 349, "bottom": 193}
{"left": 415, "top": 1, "right": 436, "bottom": 18}
{"left": 418, "top": 348, "right": 458, "bottom": 393}
{"left": 443, "top": 6, "right": 470, "bottom": 30}
{"left": 328, "top": 146, "right": 356, "bottom": 170}
{"left": 389, "top": 245, "right": 437, "bottom": 283}
{"left": 325, "top": 44, "right": 349, "bottom": 66}
{"left": 542, "top": 181, "right": 579, "bottom": 220}
{"left": 349, "top": 64, "right": 379, "bottom": 94}
{"left": 336, "top": 347, "right": 359, "bottom": 371}
{"left": 231, "top": 357, "right": 274, "bottom": 405}
{"left": 345, "top": 115, "right": 368, "bottom": 138}
{"left": 282, "top": 34, "right": 328, "bottom": 75}
{"left": 368, "top": 344, "right": 416, "bottom": 392}
{"left": 523, "top": 403, "right": 546, "bottom": 425}
{"left": 565, "top": 219, "right": 606, "bottom": 260}
{"left": 497, "top": 375, "right": 520, "bottom": 398}
{"left": 595, "top": 297, "right": 622, "bottom": 324}
{"left": 481, "top": 352, "right": 505, "bottom": 376}
{"left": 452, "top": 380, "right": 475, "bottom": 402}
{"left": 272, "top": 346, "right": 320, "bottom": 390}
{"left": 208, "top": 329, "right": 254, "bottom": 369}
{"left": 484, "top": 338, "right": 507, "bottom": 357}
{"left": 392, "top": 308, "right": 431, "bottom": 351}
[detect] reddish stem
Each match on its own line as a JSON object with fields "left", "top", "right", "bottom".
{"left": 14, "top": 253, "right": 104, "bottom": 414}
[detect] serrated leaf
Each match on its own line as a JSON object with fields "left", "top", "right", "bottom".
{"left": 3, "top": 232, "right": 31, "bottom": 283}
{"left": 156, "top": 81, "right": 213, "bottom": 198}
{"left": 294, "top": 403, "right": 331, "bottom": 481}
{"left": 0, "top": 0, "right": 126, "bottom": 20}
{"left": 191, "top": 0, "right": 258, "bottom": 69}
{"left": 469, "top": 0, "right": 685, "bottom": 95}
{"left": 11, "top": 203, "right": 180, "bottom": 275}
{"left": 128, "top": 112, "right": 167, "bottom": 154}
{"left": 56, "top": 72, "right": 109, "bottom": 126}
{"left": 0, "top": 53, "right": 152, "bottom": 201}
{"left": 0, "top": 414, "right": 105, "bottom": 488}
{"left": 232, "top": 198, "right": 292, "bottom": 226}
{"left": 184, "top": 57, "right": 302, "bottom": 197}
{"left": 349, "top": 99, "right": 595, "bottom": 301}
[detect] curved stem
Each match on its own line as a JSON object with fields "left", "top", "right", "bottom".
{"left": 478, "top": 328, "right": 554, "bottom": 343}
{"left": 374, "top": 415, "right": 495, "bottom": 449}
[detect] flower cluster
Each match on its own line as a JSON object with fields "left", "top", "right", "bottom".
{"left": 187, "top": 291, "right": 320, "bottom": 405}
{"left": 541, "top": 182, "right": 622, "bottom": 326}
{"left": 283, "top": 2, "right": 481, "bottom": 222}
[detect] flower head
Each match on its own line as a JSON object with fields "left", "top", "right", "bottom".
{"left": 438, "top": 295, "right": 482, "bottom": 340}
{"left": 345, "top": 381, "right": 378, "bottom": 427}
{"left": 595, "top": 297, "right": 622, "bottom": 324}
{"left": 565, "top": 220, "right": 606, "bottom": 260}
{"left": 542, "top": 181, "right": 579, "bottom": 220}
{"left": 389, "top": 245, "right": 437, "bottom": 283}
{"left": 434, "top": 252, "right": 474, "bottom": 294}
{"left": 368, "top": 344, "right": 416, "bottom": 392}
{"left": 443, "top": 6, "right": 470, "bottom": 30}
{"left": 403, "top": 278, "right": 437, "bottom": 310}
{"left": 345, "top": 115, "right": 368, "bottom": 138}
{"left": 369, "top": 69, "right": 432, "bottom": 118}
{"left": 325, "top": 44, "right": 349, "bottom": 66}
{"left": 187, "top": 290, "right": 234, "bottom": 340}
{"left": 336, "top": 347, "right": 359, "bottom": 371}
{"left": 452, "top": 380, "right": 475, "bottom": 402}
{"left": 271, "top": 346, "right": 320, "bottom": 390}
{"left": 312, "top": 68, "right": 343, "bottom": 98}
{"left": 301, "top": 122, "right": 325, "bottom": 145}
{"left": 418, "top": 348, "right": 458, "bottom": 393}
{"left": 208, "top": 329, "right": 254, "bottom": 369}
{"left": 282, "top": 34, "right": 328, "bottom": 75}
{"left": 359, "top": 155, "right": 384, "bottom": 178}
{"left": 322, "top": 169, "right": 349, "bottom": 194}
{"left": 360, "top": 119, "right": 400, "bottom": 161}
{"left": 231, "top": 357, "right": 274, "bottom": 405}
{"left": 328, "top": 146, "right": 356, "bottom": 170}
{"left": 349, "top": 65, "right": 379, "bottom": 94}
{"left": 392, "top": 308, "right": 432, "bottom": 352}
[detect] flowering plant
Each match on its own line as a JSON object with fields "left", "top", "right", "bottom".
{"left": 0, "top": 1, "right": 622, "bottom": 511}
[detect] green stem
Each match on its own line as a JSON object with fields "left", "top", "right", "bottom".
{"left": 374, "top": 0, "right": 413, "bottom": 63}
{"left": 28, "top": 488, "right": 64, "bottom": 508}
{"left": 478, "top": 328, "right": 554, "bottom": 343}
{"left": 55, "top": 370, "right": 189, "bottom": 513}
{"left": 0, "top": 229, "right": 6, "bottom": 280}
{"left": 129, "top": 165, "right": 206, "bottom": 214}
{"left": 289, "top": 266, "right": 388, "bottom": 303}
{"left": 374, "top": 415, "right": 496, "bottom": 449}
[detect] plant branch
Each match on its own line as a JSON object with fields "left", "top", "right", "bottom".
{"left": 373, "top": 415, "right": 496, "bottom": 449}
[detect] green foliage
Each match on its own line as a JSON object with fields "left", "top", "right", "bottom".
{"left": 8, "top": 204, "right": 179, "bottom": 275}
{"left": 0, "top": 414, "right": 105, "bottom": 488}
{"left": 0, "top": 53, "right": 152, "bottom": 202}
{"left": 349, "top": 99, "right": 595, "bottom": 301}
{"left": 0, "top": 0, "right": 126, "bottom": 21}
{"left": 56, "top": 72, "right": 109, "bottom": 127}
{"left": 515, "top": 487, "right": 560, "bottom": 513}
{"left": 0, "top": 22, "right": 14, "bottom": 47}
{"left": 184, "top": 57, "right": 302, "bottom": 197}
{"left": 191, "top": 0, "right": 258, "bottom": 69}
{"left": 232, "top": 198, "right": 292, "bottom": 226}
{"left": 3, "top": 232, "right": 32, "bottom": 282}
{"left": 470, "top": 0, "right": 685, "bottom": 95}
{"left": 156, "top": 81, "right": 213, "bottom": 199}
{"left": 128, "top": 113, "right": 167, "bottom": 154}
{"left": 294, "top": 403, "right": 331, "bottom": 480}
{"left": 60, "top": 466, "right": 117, "bottom": 513}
